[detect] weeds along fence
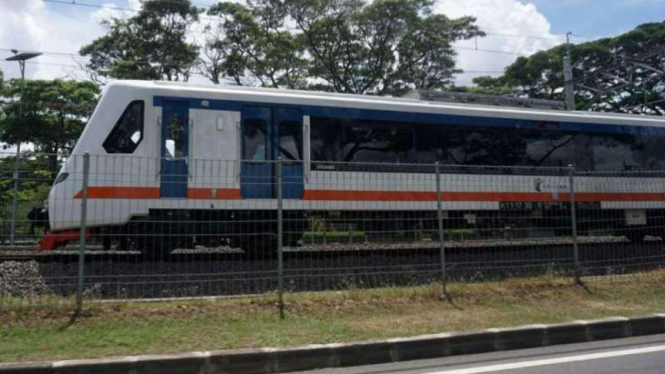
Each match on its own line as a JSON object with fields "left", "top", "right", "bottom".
{"left": 2, "top": 151, "right": 665, "bottom": 310}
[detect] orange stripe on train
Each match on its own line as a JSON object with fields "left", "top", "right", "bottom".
{"left": 303, "top": 190, "right": 665, "bottom": 202}
{"left": 187, "top": 188, "right": 242, "bottom": 200}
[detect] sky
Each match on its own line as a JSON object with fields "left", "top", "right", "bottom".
{"left": 0, "top": 0, "right": 663, "bottom": 86}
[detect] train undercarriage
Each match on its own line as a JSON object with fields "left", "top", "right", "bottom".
{"left": 40, "top": 204, "right": 665, "bottom": 256}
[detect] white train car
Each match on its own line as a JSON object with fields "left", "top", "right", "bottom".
{"left": 40, "top": 80, "right": 665, "bottom": 251}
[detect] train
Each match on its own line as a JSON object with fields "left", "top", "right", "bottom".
{"left": 39, "top": 80, "right": 665, "bottom": 253}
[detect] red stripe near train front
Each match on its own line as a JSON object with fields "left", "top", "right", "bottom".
{"left": 73, "top": 187, "right": 665, "bottom": 202}
{"left": 74, "top": 187, "right": 241, "bottom": 200}
{"left": 74, "top": 187, "right": 160, "bottom": 199}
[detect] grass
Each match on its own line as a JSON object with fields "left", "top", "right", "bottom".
{"left": 2, "top": 272, "right": 665, "bottom": 363}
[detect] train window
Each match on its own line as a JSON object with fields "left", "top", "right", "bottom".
{"left": 342, "top": 122, "right": 415, "bottom": 163}
{"left": 640, "top": 135, "right": 665, "bottom": 169}
{"left": 163, "top": 112, "right": 186, "bottom": 158}
{"left": 592, "top": 134, "right": 644, "bottom": 171}
{"left": 242, "top": 118, "right": 267, "bottom": 161}
{"left": 102, "top": 101, "right": 144, "bottom": 154}
{"left": 522, "top": 131, "right": 577, "bottom": 168}
{"left": 415, "top": 126, "right": 498, "bottom": 165}
{"left": 416, "top": 126, "right": 444, "bottom": 164}
{"left": 310, "top": 117, "right": 343, "bottom": 161}
{"left": 279, "top": 120, "right": 303, "bottom": 161}
{"left": 446, "top": 129, "right": 504, "bottom": 166}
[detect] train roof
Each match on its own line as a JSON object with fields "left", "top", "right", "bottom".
{"left": 109, "top": 80, "right": 665, "bottom": 128}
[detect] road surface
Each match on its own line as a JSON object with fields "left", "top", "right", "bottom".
{"left": 293, "top": 334, "right": 665, "bottom": 374}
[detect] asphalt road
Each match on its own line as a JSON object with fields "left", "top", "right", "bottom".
{"left": 293, "top": 334, "right": 665, "bottom": 374}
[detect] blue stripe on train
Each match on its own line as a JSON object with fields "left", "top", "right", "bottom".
{"left": 153, "top": 96, "right": 665, "bottom": 135}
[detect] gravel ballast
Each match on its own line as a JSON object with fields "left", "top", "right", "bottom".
{"left": 1, "top": 236, "right": 664, "bottom": 303}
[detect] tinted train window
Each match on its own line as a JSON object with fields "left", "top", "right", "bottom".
{"left": 417, "top": 126, "right": 515, "bottom": 166}
{"left": 415, "top": 126, "right": 444, "bottom": 164}
{"left": 242, "top": 119, "right": 267, "bottom": 161}
{"left": 592, "top": 134, "right": 644, "bottom": 171}
{"left": 163, "top": 111, "right": 186, "bottom": 158}
{"left": 103, "top": 101, "right": 144, "bottom": 154}
{"left": 279, "top": 120, "right": 303, "bottom": 161}
{"left": 311, "top": 117, "right": 416, "bottom": 163}
{"left": 522, "top": 131, "right": 577, "bottom": 168}
{"left": 311, "top": 117, "right": 343, "bottom": 161}
{"left": 342, "top": 123, "right": 415, "bottom": 163}
{"left": 640, "top": 135, "right": 665, "bottom": 169}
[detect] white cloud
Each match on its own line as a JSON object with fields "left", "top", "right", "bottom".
{"left": 435, "top": 0, "right": 565, "bottom": 85}
{"left": 0, "top": 0, "right": 111, "bottom": 81}
{"left": 0, "top": 0, "right": 564, "bottom": 88}
{"left": 91, "top": 1, "right": 141, "bottom": 24}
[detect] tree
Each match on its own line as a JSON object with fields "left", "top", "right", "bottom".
{"left": 202, "top": 0, "right": 483, "bottom": 94}
{"left": 80, "top": 0, "right": 200, "bottom": 82}
{"left": 492, "top": 22, "right": 665, "bottom": 114}
{"left": 446, "top": 76, "right": 517, "bottom": 96}
{"left": 202, "top": 1, "right": 307, "bottom": 88}
{"left": 0, "top": 79, "right": 100, "bottom": 175}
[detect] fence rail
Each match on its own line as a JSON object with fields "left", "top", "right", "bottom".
{"left": 2, "top": 151, "right": 665, "bottom": 312}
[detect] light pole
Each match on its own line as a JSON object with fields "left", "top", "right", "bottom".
{"left": 5, "top": 50, "right": 42, "bottom": 245}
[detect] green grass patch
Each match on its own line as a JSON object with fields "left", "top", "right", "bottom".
{"left": 301, "top": 231, "right": 367, "bottom": 244}
{"left": 431, "top": 229, "right": 477, "bottom": 241}
{"left": 2, "top": 272, "right": 665, "bottom": 363}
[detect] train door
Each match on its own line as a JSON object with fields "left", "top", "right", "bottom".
{"left": 240, "top": 107, "right": 272, "bottom": 198}
{"left": 160, "top": 100, "right": 190, "bottom": 198}
{"left": 240, "top": 107, "right": 304, "bottom": 199}
{"left": 275, "top": 108, "right": 304, "bottom": 199}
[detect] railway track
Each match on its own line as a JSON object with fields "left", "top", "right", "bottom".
{"left": 2, "top": 237, "right": 664, "bottom": 302}
{"left": 0, "top": 253, "right": 38, "bottom": 262}
{"left": 0, "top": 235, "right": 647, "bottom": 263}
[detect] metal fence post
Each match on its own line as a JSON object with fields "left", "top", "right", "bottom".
{"left": 10, "top": 145, "right": 20, "bottom": 245}
{"left": 568, "top": 165, "right": 581, "bottom": 285}
{"left": 277, "top": 157, "right": 285, "bottom": 319}
{"left": 76, "top": 153, "right": 90, "bottom": 312}
{"left": 435, "top": 162, "right": 448, "bottom": 296}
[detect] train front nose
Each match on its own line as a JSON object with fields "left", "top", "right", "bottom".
{"left": 39, "top": 170, "right": 80, "bottom": 251}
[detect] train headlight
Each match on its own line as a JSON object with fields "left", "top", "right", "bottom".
{"left": 54, "top": 172, "right": 69, "bottom": 185}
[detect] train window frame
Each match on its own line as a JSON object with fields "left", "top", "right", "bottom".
{"left": 102, "top": 100, "right": 145, "bottom": 154}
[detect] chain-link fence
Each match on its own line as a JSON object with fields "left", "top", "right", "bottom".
{"left": 2, "top": 152, "right": 665, "bottom": 311}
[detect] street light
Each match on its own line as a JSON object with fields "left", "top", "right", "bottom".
{"left": 5, "top": 50, "right": 42, "bottom": 245}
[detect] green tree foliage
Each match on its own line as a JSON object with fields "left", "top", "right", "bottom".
{"left": 488, "top": 22, "right": 665, "bottom": 114}
{"left": 202, "top": 0, "right": 483, "bottom": 94}
{"left": 446, "top": 76, "right": 517, "bottom": 96}
{"left": 0, "top": 155, "right": 52, "bottom": 223}
{"left": 0, "top": 79, "right": 100, "bottom": 175}
{"left": 80, "top": 0, "right": 200, "bottom": 81}
{"left": 203, "top": 1, "right": 307, "bottom": 88}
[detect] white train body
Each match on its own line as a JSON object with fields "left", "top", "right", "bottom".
{"left": 42, "top": 80, "right": 665, "bottom": 249}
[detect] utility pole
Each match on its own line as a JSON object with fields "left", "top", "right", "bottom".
{"left": 5, "top": 51, "right": 42, "bottom": 245}
{"left": 563, "top": 32, "right": 575, "bottom": 111}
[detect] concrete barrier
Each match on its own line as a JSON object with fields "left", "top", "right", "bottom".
{"left": 585, "top": 317, "right": 630, "bottom": 341}
{"left": 2, "top": 314, "right": 664, "bottom": 374}
{"left": 546, "top": 321, "right": 589, "bottom": 346}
